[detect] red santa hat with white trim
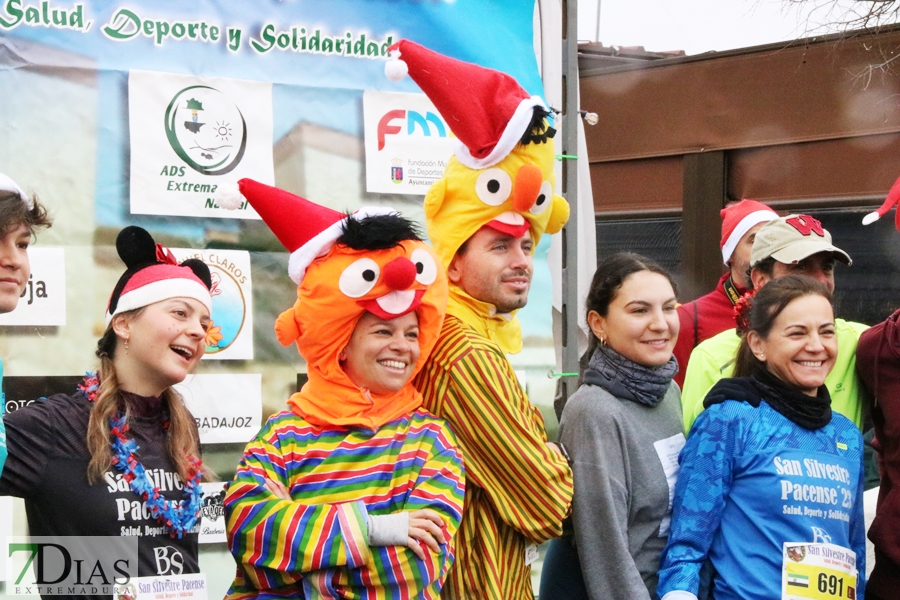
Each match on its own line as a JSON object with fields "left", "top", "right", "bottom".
{"left": 863, "top": 173, "right": 900, "bottom": 231}
{"left": 106, "top": 226, "right": 212, "bottom": 325}
{"left": 384, "top": 39, "right": 549, "bottom": 170}
{"left": 0, "top": 172, "right": 34, "bottom": 209}
{"left": 719, "top": 199, "right": 778, "bottom": 265}
{"left": 216, "top": 179, "right": 395, "bottom": 284}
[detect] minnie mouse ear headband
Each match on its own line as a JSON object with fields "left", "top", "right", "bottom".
{"left": 0, "top": 172, "right": 33, "bottom": 210}
{"left": 105, "top": 226, "right": 213, "bottom": 325}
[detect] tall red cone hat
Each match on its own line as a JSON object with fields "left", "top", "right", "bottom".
{"left": 385, "top": 39, "right": 547, "bottom": 170}
{"left": 863, "top": 173, "right": 900, "bottom": 231}
{"left": 218, "top": 178, "right": 394, "bottom": 284}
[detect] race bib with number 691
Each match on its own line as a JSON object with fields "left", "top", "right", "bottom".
{"left": 782, "top": 542, "right": 857, "bottom": 600}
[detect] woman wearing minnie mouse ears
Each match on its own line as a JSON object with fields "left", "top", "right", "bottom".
{"left": 0, "top": 225, "right": 213, "bottom": 598}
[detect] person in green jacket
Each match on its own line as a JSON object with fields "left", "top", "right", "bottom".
{"left": 681, "top": 213, "right": 867, "bottom": 433}
{"left": 0, "top": 172, "right": 52, "bottom": 475}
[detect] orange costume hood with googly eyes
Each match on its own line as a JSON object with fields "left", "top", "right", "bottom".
{"left": 277, "top": 239, "right": 447, "bottom": 429}
{"left": 222, "top": 179, "right": 447, "bottom": 430}
{"left": 385, "top": 39, "right": 570, "bottom": 353}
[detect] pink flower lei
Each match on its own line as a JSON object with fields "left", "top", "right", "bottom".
{"left": 78, "top": 372, "right": 203, "bottom": 539}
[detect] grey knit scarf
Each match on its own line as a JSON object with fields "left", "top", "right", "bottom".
{"left": 582, "top": 343, "right": 678, "bottom": 407}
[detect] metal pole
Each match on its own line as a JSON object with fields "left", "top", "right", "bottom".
{"left": 559, "top": 0, "right": 580, "bottom": 408}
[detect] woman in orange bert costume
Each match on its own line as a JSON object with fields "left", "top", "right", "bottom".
{"left": 222, "top": 179, "right": 465, "bottom": 600}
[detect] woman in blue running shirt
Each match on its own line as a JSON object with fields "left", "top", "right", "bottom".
{"left": 658, "top": 275, "right": 866, "bottom": 600}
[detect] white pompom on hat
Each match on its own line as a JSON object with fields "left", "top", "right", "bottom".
{"left": 0, "top": 172, "right": 34, "bottom": 210}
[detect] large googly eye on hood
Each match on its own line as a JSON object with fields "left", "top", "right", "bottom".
{"left": 411, "top": 248, "right": 437, "bottom": 285}
{"left": 339, "top": 258, "right": 380, "bottom": 298}
{"left": 530, "top": 181, "right": 553, "bottom": 215}
{"left": 475, "top": 168, "right": 512, "bottom": 207}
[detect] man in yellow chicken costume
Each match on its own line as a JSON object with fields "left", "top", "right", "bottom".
{"left": 386, "top": 40, "right": 574, "bottom": 599}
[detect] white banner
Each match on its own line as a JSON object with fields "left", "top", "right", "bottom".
{"left": 170, "top": 248, "right": 253, "bottom": 360}
{"left": 0, "top": 247, "right": 66, "bottom": 326}
{"left": 363, "top": 90, "right": 456, "bottom": 195}
{"left": 128, "top": 69, "right": 274, "bottom": 219}
{"left": 115, "top": 573, "right": 208, "bottom": 600}
{"left": 197, "top": 482, "right": 228, "bottom": 544}
{"left": 176, "top": 374, "right": 261, "bottom": 444}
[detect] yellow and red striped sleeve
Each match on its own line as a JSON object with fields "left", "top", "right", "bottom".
{"left": 416, "top": 316, "right": 573, "bottom": 544}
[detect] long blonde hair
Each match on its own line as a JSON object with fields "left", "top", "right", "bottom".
{"left": 85, "top": 317, "right": 209, "bottom": 484}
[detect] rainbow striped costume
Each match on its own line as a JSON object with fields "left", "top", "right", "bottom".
{"left": 225, "top": 407, "right": 465, "bottom": 599}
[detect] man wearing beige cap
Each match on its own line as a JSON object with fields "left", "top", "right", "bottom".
{"left": 680, "top": 213, "right": 868, "bottom": 433}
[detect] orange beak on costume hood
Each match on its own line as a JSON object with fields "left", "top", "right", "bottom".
{"left": 424, "top": 134, "right": 569, "bottom": 269}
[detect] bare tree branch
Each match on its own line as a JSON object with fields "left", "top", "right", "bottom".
{"left": 769, "top": 0, "right": 900, "bottom": 84}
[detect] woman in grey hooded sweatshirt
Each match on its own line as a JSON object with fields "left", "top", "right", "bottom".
{"left": 540, "top": 252, "right": 684, "bottom": 600}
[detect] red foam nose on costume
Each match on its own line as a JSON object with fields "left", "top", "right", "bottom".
{"left": 382, "top": 257, "right": 417, "bottom": 290}
{"left": 512, "top": 163, "right": 543, "bottom": 212}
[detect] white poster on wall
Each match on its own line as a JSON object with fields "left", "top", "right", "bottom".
{"left": 115, "top": 573, "right": 208, "bottom": 600}
{"left": 363, "top": 90, "right": 456, "bottom": 195}
{"left": 198, "top": 482, "right": 228, "bottom": 544}
{"left": 176, "top": 373, "right": 261, "bottom": 444}
{"left": 0, "top": 247, "right": 66, "bottom": 326}
{"left": 170, "top": 248, "right": 253, "bottom": 360}
{"left": 128, "top": 69, "right": 273, "bottom": 219}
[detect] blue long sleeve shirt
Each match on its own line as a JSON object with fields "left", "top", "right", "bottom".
{"left": 657, "top": 400, "right": 866, "bottom": 600}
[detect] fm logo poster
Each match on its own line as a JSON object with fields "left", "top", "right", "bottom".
{"left": 363, "top": 90, "right": 455, "bottom": 195}
{"left": 170, "top": 248, "right": 253, "bottom": 360}
{"left": 0, "top": 247, "right": 66, "bottom": 326}
{"left": 128, "top": 70, "right": 273, "bottom": 219}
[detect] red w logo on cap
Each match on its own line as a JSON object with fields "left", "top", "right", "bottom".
{"left": 785, "top": 215, "right": 825, "bottom": 237}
